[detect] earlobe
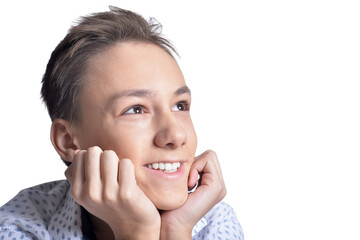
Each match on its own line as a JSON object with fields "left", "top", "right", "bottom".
{"left": 50, "top": 119, "right": 79, "bottom": 163}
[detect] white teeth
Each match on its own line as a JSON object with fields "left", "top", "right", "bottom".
{"left": 147, "top": 162, "right": 181, "bottom": 172}
{"left": 165, "top": 163, "right": 171, "bottom": 171}
{"left": 152, "top": 163, "right": 159, "bottom": 169}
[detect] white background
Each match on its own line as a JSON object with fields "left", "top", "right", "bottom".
{"left": 0, "top": 1, "right": 359, "bottom": 239}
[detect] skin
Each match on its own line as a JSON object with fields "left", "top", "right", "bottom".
{"left": 51, "top": 41, "right": 226, "bottom": 239}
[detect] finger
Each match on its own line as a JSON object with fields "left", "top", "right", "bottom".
{"left": 85, "top": 146, "right": 102, "bottom": 185}
{"left": 199, "top": 150, "right": 224, "bottom": 178}
{"left": 73, "top": 149, "right": 80, "bottom": 159}
{"left": 64, "top": 149, "right": 82, "bottom": 182}
{"left": 101, "top": 150, "right": 120, "bottom": 189}
{"left": 190, "top": 150, "right": 226, "bottom": 196}
{"left": 175, "top": 150, "right": 227, "bottom": 226}
{"left": 207, "top": 151, "right": 223, "bottom": 178}
{"left": 70, "top": 150, "right": 86, "bottom": 197}
{"left": 188, "top": 166, "right": 200, "bottom": 189}
{"left": 188, "top": 152, "right": 210, "bottom": 188}
{"left": 192, "top": 151, "right": 217, "bottom": 175}
{"left": 118, "top": 158, "right": 136, "bottom": 198}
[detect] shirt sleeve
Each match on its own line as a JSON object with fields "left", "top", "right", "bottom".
{"left": 217, "top": 208, "right": 244, "bottom": 240}
{"left": 0, "top": 180, "right": 81, "bottom": 240}
{"left": 193, "top": 202, "right": 244, "bottom": 240}
{"left": 0, "top": 227, "right": 37, "bottom": 240}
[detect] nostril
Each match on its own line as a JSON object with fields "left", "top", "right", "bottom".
{"left": 153, "top": 117, "right": 187, "bottom": 149}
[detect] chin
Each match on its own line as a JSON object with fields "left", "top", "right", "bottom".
{"left": 153, "top": 190, "right": 188, "bottom": 210}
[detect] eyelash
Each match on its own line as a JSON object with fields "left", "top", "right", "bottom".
{"left": 123, "top": 105, "right": 146, "bottom": 115}
{"left": 173, "top": 101, "right": 190, "bottom": 112}
{"left": 123, "top": 101, "right": 190, "bottom": 115}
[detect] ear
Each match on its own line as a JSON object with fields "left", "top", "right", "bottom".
{"left": 50, "top": 119, "right": 80, "bottom": 163}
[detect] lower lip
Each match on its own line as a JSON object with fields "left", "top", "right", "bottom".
{"left": 143, "top": 163, "right": 185, "bottom": 179}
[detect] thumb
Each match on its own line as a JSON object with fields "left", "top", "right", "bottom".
{"left": 188, "top": 152, "right": 210, "bottom": 189}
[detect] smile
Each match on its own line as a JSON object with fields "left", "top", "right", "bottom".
{"left": 146, "top": 162, "right": 181, "bottom": 173}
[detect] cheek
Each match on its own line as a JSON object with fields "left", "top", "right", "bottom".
{"left": 100, "top": 122, "right": 153, "bottom": 164}
{"left": 186, "top": 118, "right": 198, "bottom": 154}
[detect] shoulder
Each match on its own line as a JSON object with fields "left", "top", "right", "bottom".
{"left": 192, "top": 201, "right": 244, "bottom": 240}
{"left": 23, "top": 179, "right": 70, "bottom": 193}
{"left": 0, "top": 180, "right": 70, "bottom": 217}
{"left": 0, "top": 180, "right": 75, "bottom": 239}
{"left": 0, "top": 180, "right": 70, "bottom": 213}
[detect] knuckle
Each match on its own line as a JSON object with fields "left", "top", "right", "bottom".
{"left": 203, "top": 149, "right": 217, "bottom": 161}
{"left": 102, "top": 190, "right": 117, "bottom": 204}
{"left": 214, "top": 181, "right": 222, "bottom": 192}
{"left": 214, "top": 185, "right": 226, "bottom": 201}
{"left": 206, "top": 149, "right": 217, "bottom": 158}
{"left": 71, "top": 187, "right": 86, "bottom": 206}
{"left": 71, "top": 187, "right": 81, "bottom": 200}
{"left": 212, "top": 178, "right": 226, "bottom": 197}
{"left": 86, "top": 185, "right": 100, "bottom": 202}
{"left": 119, "top": 188, "right": 133, "bottom": 202}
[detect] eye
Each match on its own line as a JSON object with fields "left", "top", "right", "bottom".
{"left": 172, "top": 101, "right": 190, "bottom": 112}
{"left": 124, "top": 105, "right": 146, "bottom": 114}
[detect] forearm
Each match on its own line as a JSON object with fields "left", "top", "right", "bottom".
{"left": 111, "top": 223, "right": 161, "bottom": 240}
{"left": 160, "top": 226, "right": 192, "bottom": 240}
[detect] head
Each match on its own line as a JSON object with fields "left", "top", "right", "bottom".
{"left": 41, "top": 7, "right": 197, "bottom": 210}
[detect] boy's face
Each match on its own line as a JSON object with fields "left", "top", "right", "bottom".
{"left": 73, "top": 41, "right": 197, "bottom": 210}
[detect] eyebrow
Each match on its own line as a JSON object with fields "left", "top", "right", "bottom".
{"left": 175, "top": 86, "right": 191, "bottom": 96}
{"left": 106, "top": 85, "right": 191, "bottom": 106}
{"left": 108, "top": 89, "right": 155, "bottom": 103}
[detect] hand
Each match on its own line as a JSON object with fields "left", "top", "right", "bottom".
{"left": 65, "top": 146, "right": 161, "bottom": 240}
{"left": 160, "top": 150, "right": 227, "bottom": 240}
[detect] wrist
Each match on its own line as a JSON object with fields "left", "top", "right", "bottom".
{"left": 160, "top": 225, "right": 192, "bottom": 240}
{"left": 110, "top": 221, "right": 160, "bottom": 240}
{"left": 113, "top": 229, "right": 160, "bottom": 240}
{"left": 160, "top": 231, "right": 192, "bottom": 240}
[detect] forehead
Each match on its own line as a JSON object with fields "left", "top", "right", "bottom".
{"left": 80, "top": 41, "right": 186, "bottom": 104}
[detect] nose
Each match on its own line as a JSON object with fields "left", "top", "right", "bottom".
{"left": 153, "top": 113, "right": 187, "bottom": 149}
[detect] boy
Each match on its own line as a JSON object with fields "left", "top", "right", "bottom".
{"left": 0, "top": 7, "right": 243, "bottom": 240}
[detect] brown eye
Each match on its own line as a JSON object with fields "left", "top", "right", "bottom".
{"left": 172, "top": 101, "right": 190, "bottom": 111}
{"left": 133, "top": 106, "right": 143, "bottom": 113}
{"left": 124, "top": 105, "right": 145, "bottom": 114}
{"left": 177, "top": 103, "right": 185, "bottom": 111}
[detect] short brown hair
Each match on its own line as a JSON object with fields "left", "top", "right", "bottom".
{"left": 41, "top": 6, "right": 177, "bottom": 123}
